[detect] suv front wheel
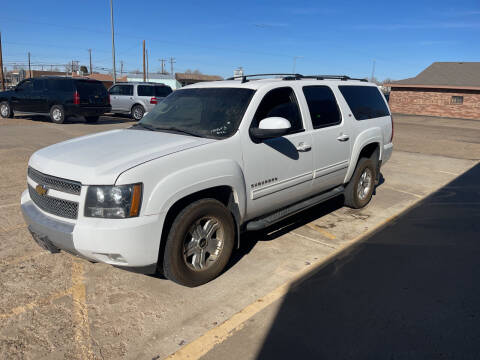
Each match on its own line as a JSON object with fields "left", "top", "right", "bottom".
{"left": 0, "top": 102, "right": 13, "bottom": 119}
{"left": 131, "top": 104, "right": 145, "bottom": 121}
{"left": 163, "top": 199, "right": 235, "bottom": 287}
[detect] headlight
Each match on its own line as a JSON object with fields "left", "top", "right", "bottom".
{"left": 85, "top": 184, "right": 142, "bottom": 218}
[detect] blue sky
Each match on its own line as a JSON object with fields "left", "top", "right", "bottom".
{"left": 1, "top": 0, "right": 479, "bottom": 80}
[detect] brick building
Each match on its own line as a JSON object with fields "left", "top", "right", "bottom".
{"left": 386, "top": 62, "right": 480, "bottom": 120}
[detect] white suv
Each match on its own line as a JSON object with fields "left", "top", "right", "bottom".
{"left": 108, "top": 82, "right": 173, "bottom": 120}
{"left": 21, "top": 74, "right": 393, "bottom": 286}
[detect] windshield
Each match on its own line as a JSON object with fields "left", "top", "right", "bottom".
{"left": 139, "top": 87, "right": 255, "bottom": 139}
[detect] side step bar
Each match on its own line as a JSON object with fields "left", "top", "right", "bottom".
{"left": 246, "top": 185, "right": 344, "bottom": 232}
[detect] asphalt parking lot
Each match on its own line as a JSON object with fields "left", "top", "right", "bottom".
{"left": 1, "top": 114, "right": 479, "bottom": 359}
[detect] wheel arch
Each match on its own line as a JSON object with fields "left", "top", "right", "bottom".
{"left": 344, "top": 128, "right": 383, "bottom": 183}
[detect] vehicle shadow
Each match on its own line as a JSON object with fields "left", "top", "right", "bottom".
{"left": 253, "top": 163, "right": 480, "bottom": 359}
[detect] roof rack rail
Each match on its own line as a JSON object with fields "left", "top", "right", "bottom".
{"left": 226, "top": 73, "right": 303, "bottom": 83}
{"left": 283, "top": 74, "right": 368, "bottom": 82}
{"left": 226, "top": 73, "right": 368, "bottom": 83}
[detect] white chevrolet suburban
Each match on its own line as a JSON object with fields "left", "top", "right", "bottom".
{"left": 21, "top": 74, "right": 393, "bottom": 286}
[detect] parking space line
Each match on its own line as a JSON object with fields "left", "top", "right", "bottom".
{"left": 166, "top": 210, "right": 414, "bottom": 360}
{"left": 305, "top": 223, "right": 336, "bottom": 240}
{"left": 290, "top": 231, "right": 337, "bottom": 249}
{"left": 381, "top": 185, "right": 423, "bottom": 199}
{"left": 436, "top": 170, "right": 460, "bottom": 176}
{"left": 0, "top": 288, "right": 71, "bottom": 320}
{"left": 71, "top": 259, "right": 94, "bottom": 359}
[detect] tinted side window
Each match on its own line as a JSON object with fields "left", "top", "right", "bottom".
{"left": 338, "top": 85, "right": 390, "bottom": 120}
{"left": 253, "top": 87, "right": 303, "bottom": 133}
{"left": 45, "top": 79, "right": 73, "bottom": 92}
{"left": 109, "top": 85, "right": 121, "bottom": 95}
{"left": 33, "top": 79, "right": 45, "bottom": 91}
{"left": 155, "top": 86, "right": 172, "bottom": 97}
{"left": 303, "top": 86, "right": 341, "bottom": 128}
{"left": 17, "top": 79, "right": 33, "bottom": 91}
{"left": 137, "top": 85, "right": 154, "bottom": 97}
{"left": 120, "top": 85, "right": 133, "bottom": 96}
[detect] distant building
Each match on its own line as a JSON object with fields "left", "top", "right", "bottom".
{"left": 385, "top": 62, "right": 480, "bottom": 120}
{"left": 126, "top": 73, "right": 182, "bottom": 90}
{"left": 175, "top": 72, "right": 223, "bottom": 87}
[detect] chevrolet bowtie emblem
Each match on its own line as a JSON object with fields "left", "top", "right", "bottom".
{"left": 35, "top": 184, "right": 48, "bottom": 196}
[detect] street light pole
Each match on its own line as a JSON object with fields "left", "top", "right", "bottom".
{"left": 292, "top": 56, "right": 303, "bottom": 74}
{"left": 110, "top": 0, "right": 117, "bottom": 84}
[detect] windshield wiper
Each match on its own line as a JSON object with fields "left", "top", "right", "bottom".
{"left": 130, "top": 123, "right": 156, "bottom": 131}
{"left": 153, "top": 126, "right": 203, "bottom": 138}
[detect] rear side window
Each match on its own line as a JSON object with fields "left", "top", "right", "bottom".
{"left": 303, "top": 86, "right": 341, "bottom": 128}
{"left": 45, "top": 79, "right": 73, "bottom": 92}
{"left": 137, "top": 85, "right": 154, "bottom": 97}
{"left": 155, "top": 86, "right": 172, "bottom": 97}
{"left": 338, "top": 86, "right": 390, "bottom": 120}
{"left": 252, "top": 87, "right": 303, "bottom": 133}
{"left": 75, "top": 81, "right": 107, "bottom": 97}
{"left": 33, "top": 79, "right": 45, "bottom": 91}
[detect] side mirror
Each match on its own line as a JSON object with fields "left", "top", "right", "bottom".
{"left": 250, "top": 117, "right": 291, "bottom": 140}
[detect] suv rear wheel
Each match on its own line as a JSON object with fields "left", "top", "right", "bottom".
{"left": 163, "top": 199, "right": 235, "bottom": 287}
{"left": 344, "top": 157, "right": 376, "bottom": 209}
{"left": 131, "top": 104, "right": 145, "bottom": 121}
{"left": 0, "top": 102, "right": 13, "bottom": 119}
{"left": 50, "top": 105, "right": 65, "bottom": 124}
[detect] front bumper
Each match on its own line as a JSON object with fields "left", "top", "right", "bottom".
{"left": 21, "top": 190, "right": 163, "bottom": 274}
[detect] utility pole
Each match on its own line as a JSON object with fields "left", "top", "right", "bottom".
{"left": 169, "top": 57, "right": 176, "bottom": 76}
{"left": 142, "top": 40, "right": 146, "bottom": 82}
{"left": 292, "top": 56, "right": 303, "bottom": 74}
{"left": 371, "top": 59, "right": 376, "bottom": 82}
{"left": 110, "top": 0, "right": 117, "bottom": 83}
{"left": 0, "top": 32, "right": 5, "bottom": 91}
{"left": 88, "top": 49, "right": 92, "bottom": 75}
{"left": 159, "top": 59, "right": 166, "bottom": 74}
{"left": 146, "top": 49, "right": 149, "bottom": 82}
{"left": 28, "top": 52, "right": 32, "bottom": 78}
{"left": 120, "top": 60, "right": 123, "bottom": 76}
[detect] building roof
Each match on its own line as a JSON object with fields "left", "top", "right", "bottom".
{"left": 175, "top": 73, "right": 223, "bottom": 81}
{"left": 387, "top": 62, "right": 480, "bottom": 90}
{"left": 73, "top": 73, "right": 127, "bottom": 82}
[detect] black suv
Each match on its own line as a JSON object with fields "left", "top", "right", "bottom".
{"left": 0, "top": 77, "right": 111, "bottom": 124}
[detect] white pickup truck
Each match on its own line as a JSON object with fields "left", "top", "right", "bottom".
{"left": 21, "top": 74, "right": 393, "bottom": 286}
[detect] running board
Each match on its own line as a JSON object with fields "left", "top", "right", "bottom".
{"left": 246, "top": 185, "right": 344, "bottom": 232}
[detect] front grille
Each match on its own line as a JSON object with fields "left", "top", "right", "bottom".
{"left": 28, "top": 185, "right": 78, "bottom": 219}
{"left": 28, "top": 167, "right": 81, "bottom": 195}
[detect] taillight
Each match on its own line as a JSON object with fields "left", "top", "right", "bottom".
{"left": 390, "top": 116, "right": 394, "bottom": 142}
{"left": 150, "top": 97, "right": 157, "bottom": 104}
{"left": 73, "top": 91, "right": 80, "bottom": 105}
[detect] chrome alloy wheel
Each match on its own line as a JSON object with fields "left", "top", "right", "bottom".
{"left": 133, "top": 107, "right": 143, "bottom": 120}
{"left": 0, "top": 104, "right": 9, "bottom": 117}
{"left": 183, "top": 217, "right": 224, "bottom": 271}
{"left": 52, "top": 108, "right": 62, "bottom": 121}
{"left": 357, "top": 168, "right": 373, "bottom": 201}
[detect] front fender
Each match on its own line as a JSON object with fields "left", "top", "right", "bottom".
{"left": 144, "top": 159, "right": 247, "bottom": 220}
{"left": 344, "top": 127, "right": 383, "bottom": 183}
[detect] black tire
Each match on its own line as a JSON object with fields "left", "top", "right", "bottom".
{"left": 85, "top": 116, "right": 100, "bottom": 123}
{"left": 0, "top": 101, "right": 13, "bottom": 119}
{"left": 344, "top": 157, "right": 377, "bottom": 209}
{"left": 131, "top": 104, "right": 145, "bottom": 121}
{"left": 49, "top": 105, "right": 65, "bottom": 124}
{"left": 163, "top": 199, "right": 235, "bottom": 287}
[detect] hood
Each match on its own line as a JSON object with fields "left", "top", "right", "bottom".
{"left": 29, "top": 129, "right": 215, "bottom": 184}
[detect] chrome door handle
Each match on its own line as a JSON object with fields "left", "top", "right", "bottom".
{"left": 337, "top": 134, "right": 350, "bottom": 142}
{"left": 296, "top": 142, "right": 311, "bottom": 152}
